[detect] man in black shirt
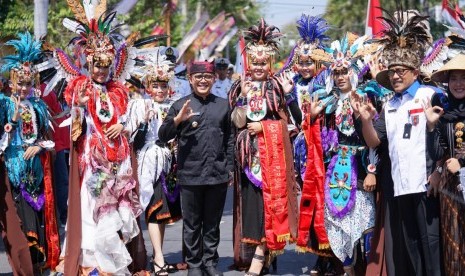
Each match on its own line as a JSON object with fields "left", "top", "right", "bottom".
{"left": 159, "top": 61, "right": 234, "bottom": 276}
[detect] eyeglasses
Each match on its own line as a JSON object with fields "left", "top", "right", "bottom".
{"left": 387, "top": 68, "right": 411, "bottom": 77}
{"left": 192, "top": 74, "right": 215, "bottom": 81}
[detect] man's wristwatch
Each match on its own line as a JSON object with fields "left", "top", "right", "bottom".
{"left": 367, "top": 164, "right": 377, "bottom": 174}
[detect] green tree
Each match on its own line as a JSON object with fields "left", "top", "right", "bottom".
{"left": 324, "top": 0, "right": 444, "bottom": 40}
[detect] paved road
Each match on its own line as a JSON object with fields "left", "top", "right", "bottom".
{"left": 0, "top": 187, "right": 317, "bottom": 275}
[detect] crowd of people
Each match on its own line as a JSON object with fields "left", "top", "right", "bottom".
{"left": 1, "top": 1, "right": 465, "bottom": 276}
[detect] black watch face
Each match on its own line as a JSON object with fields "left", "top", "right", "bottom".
{"left": 431, "top": 92, "right": 449, "bottom": 111}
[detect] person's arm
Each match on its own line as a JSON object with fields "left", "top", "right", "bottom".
{"left": 427, "top": 122, "right": 447, "bottom": 162}
{"left": 360, "top": 107, "right": 385, "bottom": 148}
{"left": 288, "top": 100, "right": 302, "bottom": 126}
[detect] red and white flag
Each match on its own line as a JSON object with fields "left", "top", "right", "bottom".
{"left": 365, "top": 0, "right": 383, "bottom": 36}
{"left": 441, "top": 0, "right": 465, "bottom": 29}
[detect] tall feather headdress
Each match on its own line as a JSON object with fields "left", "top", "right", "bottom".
{"left": 281, "top": 14, "right": 329, "bottom": 71}
{"left": 243, "top": 18, "right": 282, "bottom": 66}
{"left": 374, "top": 6, "right": 431, "bottom": 89}
{"left": 1, "top": 32, "right": 43, "bottom": 92}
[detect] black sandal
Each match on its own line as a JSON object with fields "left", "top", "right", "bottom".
{"left": 153, "top": 262, "right": 169, "bottom": 276}
{"left": 245, "top": 254, "right": 265, "bottom": 276}
{"left": 164, "top": 263, "right": 177, "bottom": 273}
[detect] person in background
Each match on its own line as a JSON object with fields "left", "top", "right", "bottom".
{"left": 125, "top": 47, "right": 182, "bottom": 276}
{"left": 211, "top": 58, "right": 233, "bottom": 99}
{"left": 172, "top": 63, "right": 192, "bottom": 100}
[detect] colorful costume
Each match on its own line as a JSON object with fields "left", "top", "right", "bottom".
{"left": 0, "top": 32, "right": 60, "bottom": 271}
{"left": 125, "top": 46, "right": 182, "bottom": 224}
{"left": 281, "top": 14, "right": 333, "bottom": 256}
{"left": 230, "top": 19, "right": 298, "bottom": 266}
{"left": 427, "top": 54, "right": 465, "bottom": 275}
{"left": 36, "top": 1, "right": 163, "bottom": 274}
{"left": 309, "top": 33, "right": 376, "bottom": 268}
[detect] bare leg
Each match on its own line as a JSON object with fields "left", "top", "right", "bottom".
{"left": 246, "top": 244, "right": 265, "bottom": 275}
{"left": 148, "top": 222, "right": 167, "bottom": 275}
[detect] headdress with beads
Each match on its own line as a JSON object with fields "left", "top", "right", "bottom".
{"left": 309, "top": 32, "right": 372, "bottom": 93}
{"left": 1, "top": 32, "right": 43, "bottom": 94}
{"left": 243, "top": 18, "right": 282, "bottom": 69}
{"left": 135, "top": 46, "right": 177, "bottom": 87}
{"left": 35, "top": 0, "right": 167, "bottom": 96}
{"left": 281, "top": 14, "right": 329, "bottom": 71}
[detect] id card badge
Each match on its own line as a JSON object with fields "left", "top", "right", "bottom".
{"left": 403, "top": 123, "right": 412, "bottom": 139}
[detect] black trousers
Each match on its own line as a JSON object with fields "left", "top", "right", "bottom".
{"left": 181, "top": 183, "right": 228, "bottom": 268}
{"left": 386, "top": 192, "right": 442, "bottom": 276}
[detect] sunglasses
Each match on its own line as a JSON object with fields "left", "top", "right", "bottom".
{"left": 192, "top": 74, "right": 215, "bottom": 81}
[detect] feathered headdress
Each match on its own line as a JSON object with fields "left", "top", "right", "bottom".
{"left": 35, "top": 0, "right": 167, "bottom": 96}
{"left": 243, "top": 18, "right": 282, "bottom": 65}
{"left": 422, "top": 9, "right": 465, "bottom": 76}
{"left": 374, "top": 7, "right": 431, "bottom": 89}
{"left": 309, "top": 33, "right": 372, "bottom": 92}
{"left": 281, "top": 14, "right": 329, "bottom": 71}
{"left": 375, "top": 8, "right": 431, "bottom": 69}
{"left": 135, "top": 46, "right": 177, "bottom": 86}
{"left": 1, "top": 32, "right": 43, "bottom": 92}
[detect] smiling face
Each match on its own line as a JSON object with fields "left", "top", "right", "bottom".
{"left": 449, "top": 70, "right": 465, "bottom": 100}
{"left": 146, "top": 81, "right": 170, "bottom": 103}
{"left": 296, "top": 60, "right": 315, "bottom": 79}
{"left": 333, "top": 68, "right": 352, "bottom": 93}
{"left": 249, "top": 61, "right": 270, "bottom": 81}
{"left": 91, "top": 64, "right": 111, "bottom": 84}
{"left": 387, "top": 65, "right": 418, "bottom": 93}
{"left": 12, "top": 78, "right": 33, "bottom": 100}
{"left": 189, "top": 73, "right": 215, "bottom": 97}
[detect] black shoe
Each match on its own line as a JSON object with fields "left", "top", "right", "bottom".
{"left": 188, "top": 267, "right": 205, "bottom": 276}
{"left": 203, "top": 266, "right": 224, "bottom": 276}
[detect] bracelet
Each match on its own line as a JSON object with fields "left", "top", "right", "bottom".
{"left": 236, "top": 96, "right": 247, "bottom": 107}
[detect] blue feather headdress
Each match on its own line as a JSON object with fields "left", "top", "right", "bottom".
{"left": 1, "top": 32, "right": 42, "bottom": 74}
{"left": 281, "top": 14, "right": 329, "bottom": 72}
{"left": 1, "top": 32, "right": 43, "bottom": 94}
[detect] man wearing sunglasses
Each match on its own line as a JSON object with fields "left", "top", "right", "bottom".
{"left": 159, "top": 61, "right": 234, "bottom": 276}
{"left": 355, "top": 10, "right": 442, "bottom": 276}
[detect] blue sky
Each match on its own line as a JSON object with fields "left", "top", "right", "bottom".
{"left": 260, "top": 0, "right": 329, "bottom": 29}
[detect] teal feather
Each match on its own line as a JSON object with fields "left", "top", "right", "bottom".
{"left": 1, "top": 32, "right": 43, "bottom": 73}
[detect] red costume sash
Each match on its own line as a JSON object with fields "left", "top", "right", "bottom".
{"left": 40, "top": 152, "right": 60, "bottom": 270}
{"left": 296, "top": 116, "right": 330, "bottom": 252}
{"left": 258, "top": 120, "right": 290, "bottom": 254}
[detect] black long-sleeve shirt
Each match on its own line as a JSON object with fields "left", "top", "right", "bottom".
{"left": 158, "top": 93, "right": 234, "bottom": 186}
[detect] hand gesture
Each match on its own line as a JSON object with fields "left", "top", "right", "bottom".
{"left": 349, "top": 90, "right": 363, "bottom": 116}
{"left": 240, "top": 80, "right": 253, "bottom": 97}
{"left": 77, "top": 80, "right": 90, "bottom": 106}
{"left": 247, "top": 122, "right": 263, "bottom": 135}
{"left": 276, "top": 72, "right": 294, "bottom": 94}
{"left": 11, "top": 94, "right": 21, "bottom": 122}
{"left": 358, "top": 97, "right": 377, "bottom": 122}
{"left": 174, "top": 100, "right": 194, "bottom": 126}
{"left": 144, "top": 109, "right": 156, "bottom": 123}
{"left": 422, "top": 98, "right": 443, "bottom": 131}
{"left": 368, "top": 53, "right": 385, "bottom": 79}
{"left": 23, "top": 146, "right": 41, "bottom": 160}
{"left": 309, "top": 93, "right": 325, "bottom": 120}
{"left": 105, "top": 123, "right": 124, "bottom": 139}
